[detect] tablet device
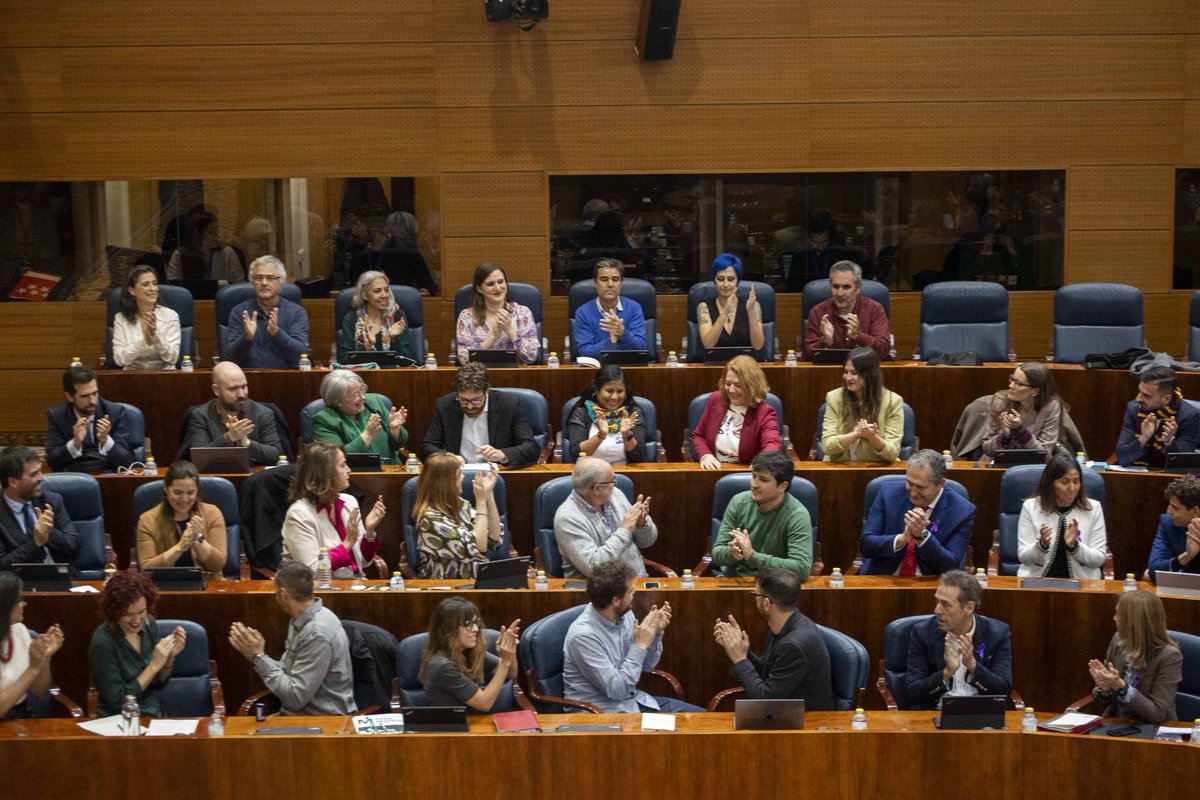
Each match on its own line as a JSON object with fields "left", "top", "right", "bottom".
{"left": 1164, "top": 452, "right": 1200, "bottom": 474}
{"left": 933, "top": 695, "right": 1007, "bottom": 729}
{"left": 733, "top": 699, "right": 805, "bottom": 731}
{"left": 147, "top": 567, "right": 206, "bottom": 591}
{"left": 809, "top": 348, "right": 852, "bottom": 365}
{"left": 473, "top": 556, "right": 532, "bottom": 590}
{"left": 345, "top": 452, "right": 383, "bottom": 472}
{"left": 600, "top": 349, "right": 651, "bottom": 366}
{"left": 12, "top": 563, "right": 72, "bottom": 592}
{"left": 704, "top": 346, "right": 755, "bottom": 365}
{"left": 991, "top": 448, "right": 1048, "bottom": 467}
{"left": 190, "top": 446, "right": 252, "bottom": 474}
{"left": 402, "top": 706, "right": 469, "bottom": 732}
{"left": 468, "top": 349, "right": 518, "bottom": 368}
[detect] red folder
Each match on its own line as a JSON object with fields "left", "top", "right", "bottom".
{"left": 492, "top": 709, "right": 541, "bottom": 732}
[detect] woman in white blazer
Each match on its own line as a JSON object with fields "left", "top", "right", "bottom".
{"left": 1017, "top": 453, "right": 1108, "bottom": 579}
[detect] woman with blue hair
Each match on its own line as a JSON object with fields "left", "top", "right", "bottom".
{"left": 697, "top": 253, "right": 764, "bottom": 353}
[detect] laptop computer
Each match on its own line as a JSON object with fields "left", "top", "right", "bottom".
{"left": 190, "top": 446, "right": 252, "bottom": 474}
{"left": 472, "top": 556, "right": 531, "bottom": 590}
{"left": 147, "top": 567, "right": 206, "bottom": 591}
{"left": 1164, "top": 452, "right": 1200, "bottom": 474}
{"left": 704, "top": 346, "right": 755, "bottom": 366}
{"left": 12, "top": 563, "right": 72, "bottom": 592}
{"left": 402, "top": 705, "right": 469, "bottom": 732}
{"left": 468, "top": 349, "right": 518, "bottom": 368}
{"left": 1155, "top": 570, "right": 1200, "bottom": 598}
{"left": 344, "top": 452, "right": 383, "bottom": 472}
{"left": 600, "top": 349, "right": 651, "bottom": 366}
{"left": 733, "top": 699, "right": 805, "bottom": 731}
{"left": 809, "top": 348, "right": 852, "bottom": 365}
{"left": 342, "top": 350, "right": 406, "bottom": 368}
{"left": 991, "top": 448, "right": 1048, "bottom": 467}
{"left": 933, "top": 695, "right": 1008, "bottom": 729}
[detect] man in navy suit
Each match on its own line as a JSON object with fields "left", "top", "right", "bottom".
{"left": 0, "top": 446, "right": 79, "bottom": 572}
{"left": 45, "top": 366, "right": 137, "bottom": 473}
{"left": 903, "top": 569, "right": 1012, "bottom": 710}
{"left": 858, "top": 449, "right": 975, "bottom": 576}
{"left": 1115, "top": 365, "right": 1200, "bottom": 468}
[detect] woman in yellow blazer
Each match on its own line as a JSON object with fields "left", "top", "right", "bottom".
{"left": 820, "top": 346, "right": 904, "bottom": 463}
{"left": 136, "top": 460, "right": 227, "bottom": 573}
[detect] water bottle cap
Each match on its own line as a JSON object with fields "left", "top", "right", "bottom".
{"left": 1027, "top": 708, "right": 1034, "bottom": 713}
{"left": 320, "top": 547, "right": 329, "bottom": 552}
{"left": 1126, "top": 574, "right": 1134, "bottom": 579}
{"left": 855, "top": 708, "right": 864, "bottom": 714}
{"left": 683, "top": 569, "right": 692, "bottom": 575}
{"left": 300, "top": 353, "right": 307, "bottom": 357}
{"left": 832, "top": 567, "right": 841, "bottom": 573}
{"left": 536, "top": 570, "right": 545, "bottom": 576}
{"left": 393, "top": 572, "right": 401, "bottom": 576}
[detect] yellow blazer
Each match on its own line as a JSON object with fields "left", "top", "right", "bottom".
{"left": 821, "top": 387, "right": 904, "bottom": 463}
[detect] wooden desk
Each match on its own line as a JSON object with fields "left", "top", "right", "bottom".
{"left": 20, "top": 577, "right": 1200, "bottom": 723}
{"left": 1, "top": 711, "right": 1192, "bottom": 800}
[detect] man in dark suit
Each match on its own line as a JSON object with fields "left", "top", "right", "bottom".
{"left": 181, "top": 361, "right": 282, "bottom": 466}
{"left": 419, "top": 362, "right": 539, "bottom": 467}
{"left": 1115, "top": 365, "right": 1200, "bottom": 468}
{"left": 0, "top": 446, "right": 79, "bottom": 571}
{"left": 858, "top": 449, "right": 975, "bottom": 576}
{"left": 713, "top": 567, "right": 834, "bottom": 710}
{"left": 904, "top": 569, "right": 1012, "bottom": 710}
{"left": 45, "top": 366, "right": 137, "bottom": 473}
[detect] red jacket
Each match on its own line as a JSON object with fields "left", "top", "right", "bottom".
{"left": 692, "top": 392, "right": 782, "bottom": 463}
{"left": 803, "top": 295, "right": 890, "bottom": 360}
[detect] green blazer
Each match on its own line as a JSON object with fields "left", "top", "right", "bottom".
{"left": 337, "top": 308, "right": 414, "bottom": 363}
{"left": 312, "top": 392, "right": 408, "bottom": 464}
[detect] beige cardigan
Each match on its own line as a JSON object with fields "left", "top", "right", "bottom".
{"left": 136, "top": 502, "right": 227, "bottom": 573}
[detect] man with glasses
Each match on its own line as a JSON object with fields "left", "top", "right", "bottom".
{"left": 419, "top": 362, "right": 539, "bottom": 467}
{"left": 712, "top": 567, "right": 834, "bottom": 708}
{"left": 223, "top": 255, "right": 310, "bottom": 369}
{"left": 228, "top": 560, "right": 356, "bottom": 715}
{"left": 711, "top": 451, "right": 813, "bottom": 581}
{"left": 554, "top": 456, "right": 657, "bottom": 578}
{"left": 1116, "top": 364, "right": 1200, "bottom": 467}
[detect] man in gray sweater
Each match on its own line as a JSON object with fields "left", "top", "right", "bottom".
{"left": 553, "top": 456, "right": 657, "bottom": 578}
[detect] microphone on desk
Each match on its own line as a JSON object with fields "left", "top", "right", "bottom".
{"left": 375, "top": 332, "right": 384, "bottom": 350}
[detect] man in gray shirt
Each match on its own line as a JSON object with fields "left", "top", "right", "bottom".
{"left": 554, "top": 457, "right": 657, "bottom": 578}
{"left": 182, "top": 361, "right": 282, "bottom": 466}
{"left": 563, "top": 560, "right": 703, "bottom": 712}
{"left": 229, "top": 561, "right": 356, "bottom": 715}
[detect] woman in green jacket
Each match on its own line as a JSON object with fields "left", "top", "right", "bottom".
{"left": 312, "top": 368, "right": 408, "bottom": 464}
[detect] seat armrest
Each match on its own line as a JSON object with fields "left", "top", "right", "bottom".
{"left": 1009, "top": 689, "right": 1025, "bottom": 711}
{"left": 875, "top": 658, "right": 898, "bottom": 711}
{"left": 209, "top": 659, "right": 226, "bottom": 715}
{"left": 642, "top": 558, "right": 677, "bottom": 578}
{"left": 655, "top": 432, "right": 667, "bottom": 463}
{"left": 1067, "top": 694, "right": 1101, "bottom": 714}
{"left": 51, "top": 687, "right": 84, "bottom": 719}
{"left": 238, "top": 689, "right": 279, "bottom": 716}
{"left": 706, "top": 686, "right": 745, "bottom": 713}
{"left": 639, "top": 669, "right": 683, "bottom": 700}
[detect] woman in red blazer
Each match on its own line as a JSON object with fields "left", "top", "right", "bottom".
{"left": 692, "top": 355, "right": 782, "bottom": 468}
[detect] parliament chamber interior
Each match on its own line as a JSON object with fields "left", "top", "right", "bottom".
{"left": 2, "top": 2, "right": 1200, "bottom": 798}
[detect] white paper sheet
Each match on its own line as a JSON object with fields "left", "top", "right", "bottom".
{"left": 641, "top": 713, "right": 676, "bottom": 731}
{"left": 146, "top": 719, "right": 200, "bottom": 736}
{"left": 77, "top": 715, "right": 146, "bottom": 736}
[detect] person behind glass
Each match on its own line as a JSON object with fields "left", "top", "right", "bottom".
{"left": 1088, "top": 589, "right": 1182, "bottom": 724}
{"left": 0, "top": 572, "right": 64, "bottom": 719}
{"left": 803, "top": 260, "right": 889, "bottom": 360}
{"left": 88, "top": 569, "right": 186, "bottom": 718}
{"left": 336, "top": 270, "right": 413, "bottom": 364}
{"left": 378, "top": 211, "right": 438, "bottom": 296}
{"left": 135, "top": 460, "right": 227, "bottom": 574}
{"left": 1147, "top": 474, "right": 1200, "bottom": 582}
{"left": 280, "top": 442, "right": 386, "bottom": 578}
{"left": 1016, "top": 452, "right": 1108, "bottom": 579}
{"left": 565, "top": 365, "right": 648, "bottom": 464}
{"left": 697, "top": 253, "right": 764, "bottom": 354}
{"left": 166, "top": 211, "right": 244, "bottom": 284}
{"left": 223, "top": 255, "right": 309, "bottom": 370}
{"left": 414, "top": 453, "right": 503, "bottom": 580}
{"left": 693, "top": 355, "right": 781, "bottom": 469}
{"left": 821, "top": 346, "right": 903, "bottom": 462}
{"left": 418, "top": 597, "right": 520, "bottom": 713}
{"left": 980, "top": 363, "right": 1062, "bottom": 457}
{"left": 111, "top": 266, "right": 181, "bottom": 371}
{"left": 573, "top": 258, "right": 646, "bottom": 359}
{"left": 311, "top": 369, "right": 408, "bottom": 465}
{"left": 1115, "top": 365, "right": 1200, "bottom": 467}
{"left": 456, "top": 261, "right": 540, "bottom": 365}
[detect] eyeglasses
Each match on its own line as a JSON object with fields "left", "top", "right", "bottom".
{"left": 460, "top": 617, "right": 481, "bottom": 630}
{"left": 1008, "top": 374, "right": 1033, "bottom": 388}
{"left": 592, "top": 480, "right": 616, "bottom": 489}
{"left": 251, "top": 274, "right": 282, "bottom": 283}
{"left": 456, "top": 395, "right": 486, "bottom": 407}
{"left": 750, "top": 591, "right": 770, "bottom": 602}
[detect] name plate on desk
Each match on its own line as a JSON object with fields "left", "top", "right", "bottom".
{"left": 1019, "top": 577, "right": 1082, "bottom": 590}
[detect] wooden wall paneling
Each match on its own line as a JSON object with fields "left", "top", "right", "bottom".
{"left": 808, "top": 0, "right": 1185, "bottom": 37}
{"left": 0, "top": 115, "right": 65, "bottom": 181}
{"left": 441, "top": 236, "right": 549, "bottom": 294}
{"left": 1064, "top": 229, "right": 1175, "bottom": 290}
{"left": 436, "top": 104, "right": 809, "bottom": 172}
{"left": 1189, "top": 0, "right": 1200, "bottom": 34}
{"left": 1187, "top": 101, "right": 1200, "bottom": 162}
{"left": 434, "top": 38, "right": 809, "bottom": 108}
{"left": 440, "top": 173, "right": 547, "bottom": 238}
{"left": 1143, "top": 292, "right": 1192, "bottom": 356}
{"left": 0, "top": 49, "right": 64, "bottom": 114}
{"left": 809, "top": 101, "right": 1184, "bottom": 171}
{"left": 0, "top": 303, "right": 107, "bottom": 369}
{"left": 810, "top": 36, "right": 1184, "bottom": 103}
{"left": 1065, "top": 166, "right": 1176, "bottom": 230}
{"left": 1007, "top": 292, "right": 1056, "bottom": 361}
{"left": 0, "top": 1, "right": 61, "bottom": 47}
{"left": 0, "top": 371, "right": 62, "bottom": 438}
{"left": 1187, "top": 34, "right": 1200, "bottom": 90}
{"left": 55, "top": 45, "right": 435, "bottom": 113}
{"left": 49, "top": 109, "right": 438, "bottom": 180}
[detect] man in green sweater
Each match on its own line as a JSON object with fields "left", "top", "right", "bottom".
{"left": 711, "top": 451, "right": 812, "bottom": 580}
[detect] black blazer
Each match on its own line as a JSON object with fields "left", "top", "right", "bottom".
{"left": 45, "top": 398, "right": 136, "bottom": 472}
{"left": 180, "top": 398, "right": 283, "bottom": 466}
{"left": 419, "top": 390, "right": 539, "bottom": 468}
{"left": 0, "top": 489, "right": 80, "bottom": 572}
{"left": 904, "top": 613, "right": 1013, "bottom": 710}
{"left": 731, "top": 610, "right": 835, "bottom": 710}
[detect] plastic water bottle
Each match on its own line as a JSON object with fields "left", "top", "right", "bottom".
{"left": 1076, "top": 451, "right": 1087, "bottom": 470}
{"left": 975, "top": 568, "right": 989, "bottom": 588}
{"left": 209, "top": 711, "right": 225, "bottom": 736}
{"left": 69, "top": 356, "right": 83, "bottom": 368}
{"left": 121, "top": 695, "right": 140, "bottom": 736}
{"left": 851, "top": 708, "right": 867, "bottom": 730}
{"left": 424, "top": 352, "right": 437, "bottom": 370}
{"left": 534, "top": 570, "right": 549, "bottom": 590}
{"left": 180, "top": 355, "right": 194, "bottom": 373}
{"left": 784, "top": 349, "right": 797, "bottom": 366}
{"left": 298, "top": 352, "right": 312, "bottom": 372}
{"left": 943, "top": 450, "right": 953, "bottom": 470}
{"left": 405, "top": 455, "right": 420, "bottom": 473}
{"left": 389, "top": 571, "right": 406, "bottom": 592}
{"left": 1190, "top": 718, "right": 1200, "bottom": 745}
{"left": 1022, "top": 707, "right": 1037, "bottom": 732}
{"left": 888, "top": 334, "right": 896, "bottom": 361}
{"left": 316, "top": 548, "right": 333, "bottom": 588}
{"left": 829, "top": 567, "right": 844, "bottom": 588}
{"left": 144, "top": 454, "right": 158, "bottom": 476}
{"left": 276, "top": 454, "right": 289, "bottom": 468}
{"left": 666, "top": 351, "right": 679, "bottom": 367}
{"left": 680, "top": 569, "right": 695, "bottom": 588}
{"left": 547, "top": 352, "right": 560, "bottom": 369}
{"left": 1123, "top": 574, "right": 1137, "bottom": 592}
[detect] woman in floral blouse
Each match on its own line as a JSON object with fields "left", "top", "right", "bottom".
{"left": 414, "top": 453, "right": 504, "bottom": 579}
{"left": 455, "top": 261, "right": 540, "bottom": 365}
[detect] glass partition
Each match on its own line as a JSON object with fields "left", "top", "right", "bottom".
{"left": 1176, "top": 169, "right": 1200, "bottom": 289}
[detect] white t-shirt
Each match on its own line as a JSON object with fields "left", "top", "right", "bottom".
{"left": 589, "top": 420, "right": 627, "bottom": 464}
{"left": 715, "top": 405, "right": 747, "bottom": 463}
{"left": 0, "top": 623, "right": 32, "bottom": 708}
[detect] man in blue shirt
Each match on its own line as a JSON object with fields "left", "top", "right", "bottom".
{"left": 573, "top": 258, "right": 646, "bottom": 358}
{"left": 1148, "top": 474, "right": 1200, "bottom": 582}
{"left": 223, "top": 255, "right": 309, "bottom": 369}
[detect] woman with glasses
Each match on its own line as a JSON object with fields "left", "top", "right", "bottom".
{"left": 88, "top": 569, "right": 186, "bottom": 718}
{"left": 419, "top": 596, "right": 520, "bottom": 712}
{"left": 1087, "top": 589, "right": 1182, "bottom": 724}
{"left": 0, "top": 573, "right": 65, "bottom": 719}
{"left": 564, "top": 365, "right": 648, "bottom": 464}
{"left": 136, "top": 459, "right": 227, "bottom": 574}
{"left": 336, "top": 270, "right": 413, "bottom": 363}
{"left": 312, "top": 368, "right": 408, "bottom": 464}
{"left": 455, "top": 261, "right": 540, "bottom": 365}
{"left": 1017, "top": 452, "right": 1108, "bottom": 579}
{"left": 414, "top": 453, "right": 503, "bottom": 579}
{"left": 981, "top": 362, "right": 1063, "bottom": 457}
{"left": 820, "top": 346, "right": 903, "bottom": 462}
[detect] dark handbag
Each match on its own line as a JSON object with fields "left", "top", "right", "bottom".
{"left": 1082, "top": 347, "right": 1151, "bottom": 370}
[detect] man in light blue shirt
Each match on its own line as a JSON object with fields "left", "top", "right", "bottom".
{"left": 563, "top": 560, "right": 703, "bottom": 712}
{"left": 573, "top": 259, "right": 646, "bottom": 358}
